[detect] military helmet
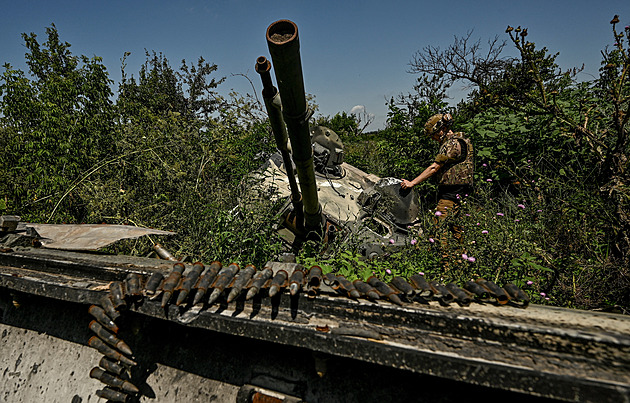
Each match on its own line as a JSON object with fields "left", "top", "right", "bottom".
{"left": 424, "top": 113, "right": 453, "bottom": 137}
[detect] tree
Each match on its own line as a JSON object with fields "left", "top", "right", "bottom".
{"left": 408, "top": 17, "right": 630, "bottom": 263}
{"left": 0, "top": 24, "right": 116, "bottom": 222}
{"left": 118, "top": 51, "right": 224, "bottom": 122}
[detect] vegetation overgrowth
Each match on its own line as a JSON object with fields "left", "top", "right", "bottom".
{"left": 1, "top": 18, "right": 628, "bottom": 312}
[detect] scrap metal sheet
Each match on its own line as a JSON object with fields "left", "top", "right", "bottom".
{"left": 25, "top": 223, "right": 175, "bottom": 250}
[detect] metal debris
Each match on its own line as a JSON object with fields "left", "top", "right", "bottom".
{"left": 23, "top": 223, "right": 174, "bottom": 250}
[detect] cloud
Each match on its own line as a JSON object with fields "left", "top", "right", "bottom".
{"left": 350, "top": 105, "right": 365, "bottom": 115}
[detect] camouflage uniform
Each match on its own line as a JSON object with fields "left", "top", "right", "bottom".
{"left": 433, "top": 133, "right": 474, "bottom": 268}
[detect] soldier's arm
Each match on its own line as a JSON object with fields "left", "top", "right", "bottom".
{"left": 401, "top": 162, "right": 444, "bottom": 189}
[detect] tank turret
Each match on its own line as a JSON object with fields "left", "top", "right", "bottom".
{"left": 254, "top": 20, "right": 420, "bottom": 257}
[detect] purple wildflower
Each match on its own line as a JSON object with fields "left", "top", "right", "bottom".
{"left": 386, "top": 269, "right": 392, "bottom": 275}
{"left": 435, "top": 211, "right": 442, "bottom": 216}
{"left": 482, "top": 230, "right": 489, "bottom": 234}
{"left": 467, "top": 257, "right": 476, "bottom": 263}
{"left": 429, "top": 238, "right": 435, "bottom": 243}
{"left": 389, "top": 239, "right": 395, "bottom": 244}
{"left": 486, "top": 178, "right": 493, "bottom": 182}
{"left": 540, "top": 292, "right": 546, "bottom": 297}
{"left": 462, "top": 253, "right": 468, "bottom": 260}
{"left": 410, "top": 239, "right": 417, "bottom": 245}
{"left": 418, "top": 272, "right": 424, "bottom": 276}
{"left": 517, "top": 204, "right": 525, "bottom": 209}
{"left": 526, "top": 281, "right": 533, "bottom": 285}
{"left": 497, "top": 212, "right": 504, "bottom": 216}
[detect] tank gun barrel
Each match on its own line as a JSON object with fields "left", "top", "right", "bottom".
{"left": 266, "top": 19, "right": 323, "bottom": 236}
{"left": 255, "top": 56, "right": 304, "bottom": 229}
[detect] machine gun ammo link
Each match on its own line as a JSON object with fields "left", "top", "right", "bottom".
{"left": 268, "top": 269, "right": 288, "bottom": 298}
{"left": 192, "top": 261, "right": 222, "bottom": 305}
{"left": 476, "top": 278, "right": 509, "bottom": 304}
{"left": 89, "top": 320, "right": 133, "bottom": 356}
{"left": 99, "top": 294, "right": 121, "bottom": 321}
{"left": 124, "top": 273, "right": 142, "bottom": 298}
{"left": 95, "top": 387, "right": 130, "bottom": 403}
{"left": 176, "top": 261, "right": 205, "bottom": 306}
{"left": 503, "top": 283, "right": 530, "bottom": 307}
{"left": 208, "top": 263, "right": 240, "bottom": 304}
{"left": 161, "top": 262, "right": 185, "bottom": 308}
{"left": 289, "top": 266, "right": 305, "bottom": 296}
{"left": 144, "top": 272, "right": 164, "bottom": 297}
{"left": 88, "top": 305, "right": 119, "bottom": 334}
{"left": 306, "top": 266, "right": 322, "bottom": 298}
{"left": 245, "top": 267, "right": 273, "bottom": 300}
{"left": 99, "top": 357, "right": 126, "bottom": 376}
{"left": 90, "top": 367, "right": 139, "bottom": 394}
{"left": 227, "top": 264, "right": 256, "bottom": 303}
{"left": 88, "top": 337, "right": 137, "bottom": 367}
{"left": 109, "top": 281, "right": 127, "bottom": 310}
{"left": 446, "top": 283, "right": 472, "bottom": 307}
{"left": 431, "top": 282, "right": 455, "bottom": 304}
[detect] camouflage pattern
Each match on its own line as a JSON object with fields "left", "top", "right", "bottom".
{"left": 435, "top": 133, "right": 474, "bottom": 186}
{"left": 424, "top": 113, "right": 453, "bottom": 136}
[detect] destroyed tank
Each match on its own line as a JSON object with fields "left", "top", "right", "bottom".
{"left": 251, "top": 21, "right": 420, "bottom": 259}
{"left": 0, "top": 19, "right": 628, "bottom": 403}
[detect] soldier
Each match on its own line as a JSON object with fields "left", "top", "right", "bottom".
{"left": 400, "top": 113, "right": 474, "bottom": 268}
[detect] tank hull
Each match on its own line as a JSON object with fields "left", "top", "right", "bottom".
{"left": 1, "top": 248, "right": 629, "bottom": 402}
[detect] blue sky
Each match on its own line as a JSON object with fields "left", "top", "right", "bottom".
{"left": 1, "top": 0, "right": 629, "bottom": 130}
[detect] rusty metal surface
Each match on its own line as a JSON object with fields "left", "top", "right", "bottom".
{"left": 1, "top": 248, "right": 629, "bottom": 402}
{"left": 24, "top": 223, "right": 175, "bottom": 250}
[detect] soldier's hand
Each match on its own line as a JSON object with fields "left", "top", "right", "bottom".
{"left": 400, "top": 179, "right": 413, "bottom": 189}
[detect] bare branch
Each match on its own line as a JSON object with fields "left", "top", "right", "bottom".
{"left": 408, "top": 31, "right": 509, "bottom": 88}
